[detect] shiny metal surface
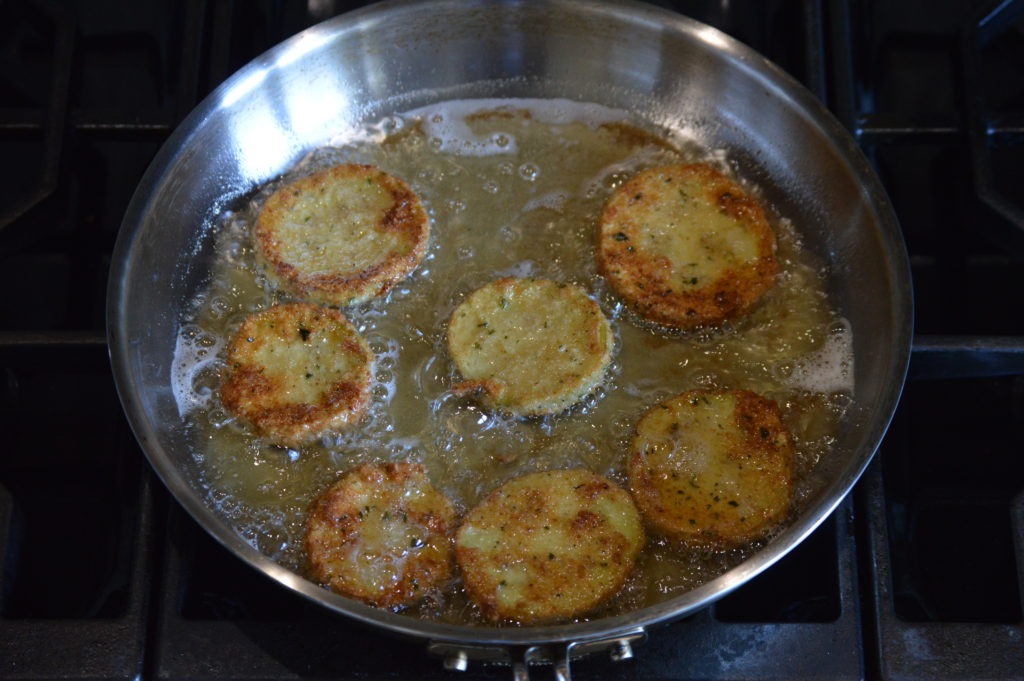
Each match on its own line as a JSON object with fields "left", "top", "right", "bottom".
{"left": 107, "top": 0, "right": 911, "bottom": 653}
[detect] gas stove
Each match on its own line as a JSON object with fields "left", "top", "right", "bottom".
{"left": 1, "top": 1, "right": 1022, "bottom": 679}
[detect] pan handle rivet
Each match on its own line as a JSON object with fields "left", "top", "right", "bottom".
{"left": 610, "top": 640, "right": 634, "bottom": 662}
{"left": 444, "top": 650, "right": 469, "bottom": 672}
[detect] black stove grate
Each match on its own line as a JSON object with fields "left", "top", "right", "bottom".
{"left": 1, "top": 1, "right": 1022, "bottom": 680}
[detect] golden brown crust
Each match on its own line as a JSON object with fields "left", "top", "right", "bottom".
{"left": 446, "top": 277, "right": 614, "bottom": 416}
{"left": 254, "top": 163, "right": 429, "bottom": 306}
{"left": 305, "top": 463, "right": 456, "bottom": 609}
{"left": 627, "top": 389, "right": 795, "bottom": 549}
{"left": 455, "top": 469, "right": 644, "bottom": 624}
{"left": 597, "top": 163, "right": 778, "bottom": 330}
{"left": 220, "top": 303, "right": 374, "bottom": 447}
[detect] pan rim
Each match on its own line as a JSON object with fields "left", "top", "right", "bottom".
{"left": 107, "top": 0, "right": 912, "bottom": 647}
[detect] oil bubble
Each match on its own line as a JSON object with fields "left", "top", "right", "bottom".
{"left": 445, "top": 198, "right": 467, "bottom": 213}
{"left": 518, "top": 162, "right": 540, "bottom": 181}
{"left": 773, "top": 360, "right": 795, "bottom": 380}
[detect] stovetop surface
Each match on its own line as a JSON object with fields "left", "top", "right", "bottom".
{"left": 0, "top": 1, "right": 1022, "bottom": 679}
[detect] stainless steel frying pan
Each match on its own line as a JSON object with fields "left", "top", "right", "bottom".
{"left": 107, "top": 0, "right": 911, "bottom": 676}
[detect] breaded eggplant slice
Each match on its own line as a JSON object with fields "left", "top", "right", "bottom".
{"left": 628, "top": 389, "right": 795, "bottom": 549}
{"left": 447, "top": 278, "right": 613, "bottom": 416}
{"left": 455, "top": 469, "right": 644, "bottom": 623}
{"left": 220, "top": 303, "right": 374, "bottom": 447}
{"left": 597, "top": 163, "right": 778, "bottom": 330}
{"left": 306, "top": 462, "right": 456, "bottom": 609}
{"left": 254, "top": 164, "right": 429, "bottom": 306}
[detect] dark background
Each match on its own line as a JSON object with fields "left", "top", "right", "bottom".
{"left": 0, "top": 1, "right": 1022, "bottom": 679}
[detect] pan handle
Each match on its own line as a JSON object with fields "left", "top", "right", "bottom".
{"left": 429, "top": 628, "right": 646, "bottom": 679}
